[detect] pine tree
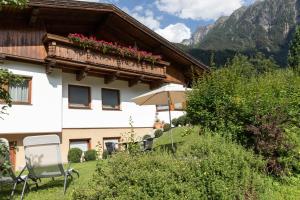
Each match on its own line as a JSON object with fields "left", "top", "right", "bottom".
{"left": 288, "top": 26, "right": 300, "bottom": 71}
{"left": 209, "top": 51, "right": 216, "bottom": 69}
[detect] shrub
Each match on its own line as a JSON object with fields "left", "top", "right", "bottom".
{"left": 187, "top": 55, "right": 300, "bottom": 176}
{"left": 154, "top": 129, "right": 163, "bottom": 138}
{"left": 177, "top": 115, "right": 190, "bottom": 126}
{"left": 68, "top": 148, "right": 83, "bottom": 163}
{"left": 171, "top": 118, "right": 179, "bottom": 127}
{"left": 102, "top": 150, "right": 109, "bottom": 159}
{"left": 84, "top": 149, "right": 97, "bottom": 161}
{"left": 72, "top": 133, "right": 270, "bottom": 200}
{"left": 0, "top": 140, "right": 10, "bottom": 176}
{"left": 163, "top": 123, "right": 171, "bottom": 132}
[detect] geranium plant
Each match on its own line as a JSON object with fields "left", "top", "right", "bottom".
{"left": 68, "top": 33, "right": 162, "bottom": 64}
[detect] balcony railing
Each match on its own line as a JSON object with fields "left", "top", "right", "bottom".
{"left": 43, "top": 34, "right": 167, "bottom": 78}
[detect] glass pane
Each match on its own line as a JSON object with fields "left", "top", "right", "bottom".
{"left": 69, "top": 86, "right": 90, "bottom": 107}
{"left": 102, "top": 89, "right": 119, "bottom": 109}
{"left": 174, "top": 103, "right": 183, "bottom": 110}
{"left": 70, "top": 141, "right": 89, "bottom": 152}
{"left": 9, "top": 80, "right": 29, "bottom": 102}
{"left": 157, "top": 105, "right": 169, "bottom": 111}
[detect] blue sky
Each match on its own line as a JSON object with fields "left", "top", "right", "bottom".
{"left": 84, "top": 0, "right": 258, "bottom": 42}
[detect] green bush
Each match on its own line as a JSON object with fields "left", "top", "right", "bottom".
{"left": 177, "top": 115, "right": 190, "bottom": 126}
{"left": 68, "top": 148, "right": 83, "bottom": 163}
{"left": 84, "top": 149, "right": 97, "bottom": 161}
{"left": 154, "top": 129, "right": 163, "bottom": 138}
{"left": 72, "top": 133, "right": 270, "bottom": 200}
{"left": 163, "top": 123, "right": 171, "bottom": 132}
{"left": 171, "top": 118, "right": 179, "bottom": 127}
{"left": 187, "top": 55, "right": 300, "bottom": 176}
{"left": 102, "top": 150, "right": 109, "bottom": 159}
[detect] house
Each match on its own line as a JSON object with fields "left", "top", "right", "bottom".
{"left": 0, "top": 0, "right": 208, "bottom": 170}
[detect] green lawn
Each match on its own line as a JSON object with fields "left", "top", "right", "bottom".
{"left": 1, "top": 127, "right": 299, "bottom": 200}
{"left": 0, "top": 161, "right": 97, "bottom": 200}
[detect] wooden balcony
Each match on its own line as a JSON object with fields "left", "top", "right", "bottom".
{"left": 43, "top": 34, "right": 168, "bottom": 83}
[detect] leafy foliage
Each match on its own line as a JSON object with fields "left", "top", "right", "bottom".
{"left": 288, "top": 26, "right": 300, "bottom": 72}
{"left": 154, "top": 129, "right": 163, "bottom": 138}
{"left": 68, "top": 148, "right": 83, "bottom": 163}
{"left": 72, "top": 133, "right": 270, "bottom": 200}
{"left": 84, "top": 149, "right": 97, "bottom": 161}
{"left": 0, "top": 69, "right": 23, "bottom": 118}
{"left": 0, "top": 0, "right": 27, "bottom": 8}
{"left": 0, "top": 139, "right": 10, "bottom": 176}
{"left": 68, "top": 34, "right": 162, "bottom": 64}
{"left": 187, "top": 54, "right": 300, "bottom": 176}
{"left": 163, "top": 123, "right": 171, "bottom": 132}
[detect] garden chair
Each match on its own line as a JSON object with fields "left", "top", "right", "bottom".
{"left": 22, "top": 135, "right": 79, "bottom": 199}
{"left": 143, "top": 138, "right": 154, "bottom": 151}
{"left": 0, "top": 138, "right": 29, "bottom": 199}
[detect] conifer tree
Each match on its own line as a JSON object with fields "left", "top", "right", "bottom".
{"left": 288, "top": 26, "right": 300, "bottom": 71}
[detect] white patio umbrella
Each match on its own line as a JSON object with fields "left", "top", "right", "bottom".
{"left": 132, "top": 83, "right": 191, "bottom": 149}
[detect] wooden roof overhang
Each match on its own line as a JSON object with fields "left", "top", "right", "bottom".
{"left": 27, "top": 0, "right": 210, "bottom": 74}
{"left": 43, "top": 34, "right": 168, "bottom": 88}
{"left": 0, "top": 0, "right": 209, "bottom": 87}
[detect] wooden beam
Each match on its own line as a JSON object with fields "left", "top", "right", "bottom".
{"left": 45, "top": 60, "right": 56, "bottom": 74}
{"left": 29, "top": 8, "right": 39, "bottom": 26}
{"left": 76, "top": 68, "right": 89, "bottom": 81}
{"left": 128, "top": 75, "right": 145, "bottom": 87}
{"left": 104, "top": 72, "right": 119, "bottom": 84}
{"left": 150, "top": 81, "right": 163, "bottom": 90}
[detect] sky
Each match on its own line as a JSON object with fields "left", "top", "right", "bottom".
{"left": 81, "top": 0, "right": 258, "bottom": 43}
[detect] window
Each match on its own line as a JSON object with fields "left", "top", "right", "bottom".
{"left": 9, "top": 77, "right": 32, "bottom": 104}
{"left": 69, "top": 139, "right": 90, "bottom": 152}
{"left": 102, "top": 88, "right": 120, "bottom": 110}
{"left": 156, "top": 102, "right": 185, "bottom": 112}
{"left": 103, "top": 137, "right": 120, "bottom": 150}
{"left": 68, "top": 85, "right": 91, "bottom": 109}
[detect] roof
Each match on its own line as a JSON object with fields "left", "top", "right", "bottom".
{"left": 27, "top": 0, "right": 209, "bottom": 72}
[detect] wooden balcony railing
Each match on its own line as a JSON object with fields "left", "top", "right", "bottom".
{"left": 43, "top": 34, "right": 167, "bottom": 78}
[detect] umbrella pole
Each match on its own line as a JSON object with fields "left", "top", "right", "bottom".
{"left": 167, "top": 92, "right": 174, "bottom": 150}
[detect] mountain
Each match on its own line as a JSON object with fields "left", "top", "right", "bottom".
{"left": 183, "top": 0, "right": 299, "bottom": 66}
{"left": 182, "top": 16, "right": 229, "bottom": 46}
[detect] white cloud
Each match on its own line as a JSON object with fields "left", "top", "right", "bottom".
{"left": 156, "top": 23, "right": 191, "bottom": 43}
{"left": 123, "top": 6, "right": 191, "bottom": 43}
{"left": 123, "top": 7, "right": 161, "bottom": 30}
{"left": 155, "top": 0, "right": 244, "bottom": 20}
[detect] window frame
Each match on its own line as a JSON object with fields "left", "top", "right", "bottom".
{"left": 68, "top": 85, "right": 91, "bottom": 109}
{"left": 103, "top": 137, "right": 121, "bottom": 150}
{"left": 69, "top": 138, "right": 91, "bottom": 151}
{"left": 101, "top": 88, "right": 121, "bottom": 111}
{"left": 8, "top": 76, "right": 32, "bottom": 105}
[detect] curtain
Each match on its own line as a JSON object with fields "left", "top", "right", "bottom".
{"left": 9, "top": 80, "right": 29, "bottom": 102}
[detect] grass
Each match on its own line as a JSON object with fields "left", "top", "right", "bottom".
{"left": 1, "top": 127, "right": 299, "bottom": 200}
{"left": 153, "top": 126, "right": 200, "bottom": 151}
{"left": 154, "top": 127, "right": 300, "bottom": 200}
{"left": 0, "top": 161, "right": 97, "bottom": 200}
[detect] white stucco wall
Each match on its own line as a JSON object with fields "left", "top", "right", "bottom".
{"left": 157, "top": 111, "right": 186, "bottom": 125}
{"left": 0, "top": 61, "right": 62, "bottom": 134}
{"left": 62, "top": 73, "right": 159, "bottom": 128}
{"left": 0, "top": 62, "right": 185, "bottom": 133}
